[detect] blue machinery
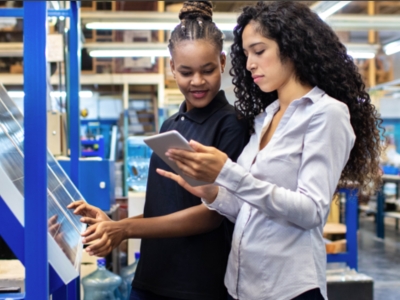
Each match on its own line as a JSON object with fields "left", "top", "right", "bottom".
{"left": 327, "top": 189, "right": 358, "bottom": 271}
{"left": 0, "top": 2, "right": 81, "bottom": 299}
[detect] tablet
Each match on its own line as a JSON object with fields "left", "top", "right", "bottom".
{"left": 144, "top": 130, "right": 210, "bottom": 187}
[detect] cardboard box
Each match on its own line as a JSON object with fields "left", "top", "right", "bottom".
{"left": 10, "top": 63, "right": 23, "bottom": 74}
{"left": 47, "top": 111, "right": 68, "bottom": 156}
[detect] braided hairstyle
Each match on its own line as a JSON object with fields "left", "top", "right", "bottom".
{"left": 230, "top": 1, "right": 383, "bottom": 193}
{"left": 168, "top": 1, "right": 224, "bottom": 55}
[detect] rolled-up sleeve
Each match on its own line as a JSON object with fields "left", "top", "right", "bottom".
{"left": 213, "top": 102, "right": 355, "bottom": 230}
{"left": 202, "top": 159, "right": 245, "bottom": 222}
{"left": 202, "top": 187, "right": 242, "bottom": 223}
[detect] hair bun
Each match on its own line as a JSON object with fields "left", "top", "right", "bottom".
{"left": 179, "top": 1, "right": 213, "bottom": 21}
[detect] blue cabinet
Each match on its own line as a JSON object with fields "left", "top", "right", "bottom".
{"left": 58, "top": 160, "right": 115, "bottom": 211}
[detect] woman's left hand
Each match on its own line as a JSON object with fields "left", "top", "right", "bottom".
{"left": 166, "top": 140, "right": 228, "bottom": 183}
{"left": 156, "top": 169, "right": 219, "bottom": 203}
{"left": 82, "top": 221, "right": 125, "bottom": 257}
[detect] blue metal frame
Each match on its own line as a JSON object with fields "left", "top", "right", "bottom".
{"left": 23, "top": 3, "right": 49, "bottom": 299}
{"left": 0, "top": 8, "right": 71, "bottom": 17}
{"left": 376, "top": 189, "right": 385, "bottom": 239}
{"left": 0, "top": 196, "right": 25, "bottom": 264}
{"left": 123, "top": 109, "right": 129, "bottom": 196}
{"left": 0, "top": 2, "right": 81, "bottom": 299}
{"left": 68, "top": 2, "right": 81, "bottom": 188}
{"left": 327, "top": 189, "right": 358, "bottom": 270}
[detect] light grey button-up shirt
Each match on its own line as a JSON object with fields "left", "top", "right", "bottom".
{"left": 205, "top": 87, "right": 355, "bottom": 300}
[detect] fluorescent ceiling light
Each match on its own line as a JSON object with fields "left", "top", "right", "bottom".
{"left": 78, "top": 91, "right": 94, "bottom": 98}
{"left": 384, "top": 40, "right": 400, "bottom": 56}
{"left": 347, "top": 51, "right": 375, "bottom": 59}
{"left": 87, "top": 22, "right": 175, "bottom": 31}
{"left": 86, "top": 22, "right": 236, "bottom": 32}
{"left": 89, "top": 50, "right": 170, "bottom": 58}
{"left": 8, "top": 91, "right": 93, "bottom": 98}
{"left": 314, "top": 1, "right": 352, "bottom": 20}
{"left": 8, "top": 91, "right": 25, "bottom": 98}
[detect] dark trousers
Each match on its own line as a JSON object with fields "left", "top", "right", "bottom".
{"left": 130, "top": 287, "right": 179, "bottom": 300}
{"left": 227, "top": 288, "right": 323, "bottom": 300}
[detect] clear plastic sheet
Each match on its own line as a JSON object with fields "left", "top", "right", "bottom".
{"left": 0, "top": 84, "right": 85, "bottom": 266}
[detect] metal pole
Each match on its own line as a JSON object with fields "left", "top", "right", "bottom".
{"left": 23, "top": 2, "right": 48, "bottom": 299}
{"left": 123, "top": 83, "right": 129, "bottom": 197}
{"left": 68, "top": 3, "right": 81, "bottom": 299}
{"left": 376, "top": 189, "right": 385, "bottom": 239}
{"left": 68, "top": 1, "right": 81, "bottom": 187}
{"left": 345, "top": 189, "right": 359, "bottom": 271}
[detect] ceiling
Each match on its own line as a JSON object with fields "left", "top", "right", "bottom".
{"left": 164, "top": 1, "right": 400, "bottom": 44}
{"left": 165, "top": 1, "right": 400, "bottom": 14}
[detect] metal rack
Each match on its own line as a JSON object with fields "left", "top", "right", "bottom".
{"left": 0, "top": 2, "right": 81, "bottom": 299}
{"left": 376, "top": 174, "right": 400, "bottom": 239}
{"left": 327, "top": 189, "right": 359, "bottom": 270}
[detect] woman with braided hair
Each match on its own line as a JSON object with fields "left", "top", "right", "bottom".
{"left": 158, "top": 1, "right": 383, "bottom": 299}
{"left": 68, "top": 1, "right": 249, "bottom": 300}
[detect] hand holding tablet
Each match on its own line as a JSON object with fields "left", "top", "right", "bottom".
{"left": 144, "top": 130, "right": 210, "bottom": 187}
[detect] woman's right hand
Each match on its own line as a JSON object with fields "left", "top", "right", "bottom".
{"left": 67, "top": 200, "right": 111, "bottom": 225}
{"left": 156, "top": 168, "right": 219, "bottom": 204}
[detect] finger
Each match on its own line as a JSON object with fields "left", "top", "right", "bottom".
{"left": 189, "top": 140, "right": 214, "bottom": 153}
{"left": 80, "top": 217, "right": 100, "bottom": 225}
{"left": 82, "top": 226, "right": 104, "bottom": 244}
{"left": 90, "top": 241, "right": 112, "bottom": 257}
{"left": 90, "top": 244, "right": 112, "bottom": 257}
{"left": 73, "top": 204, "right": 90, "bottom": 216}
{"left": 81, "top": 224, "right": 99, "bottom": 244}
{"left": 174, "top": 159, "right": 198, "bottom": 178}
{"left": 82, "top": 232, "right": 101, "bottom": 245}
{"left": 166, "top": 148, "right": 198, "bottom": 161}
{"left": 48, "top": 215, "right": 58, "bottom": 226}
{"left": 49, "top": 223, "right": 61, "bottom": 236}
{"left": 67, "top": 200, "right": 85, "bottom": 209}
{"left": 156, "top": 169, "right": 182, "bottom": 183}
{"left": 82, "top": 224, "right": 96, "bottom": 235}
{"left": 86, "top": 234, "right": 110, "bottom": 254}
{"left": 156, "top": 169, "right": 194, "bottom": 189}
{"left": 55, "top": 232, "right": 64, "bottom": 245}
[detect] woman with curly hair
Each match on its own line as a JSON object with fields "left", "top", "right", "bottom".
{"left": 158, "top": 1, "right": 382, "bottom": 299}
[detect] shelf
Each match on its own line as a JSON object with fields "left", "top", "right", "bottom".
{"left": 0, "top": 73, "right": 164, "bottom": 85}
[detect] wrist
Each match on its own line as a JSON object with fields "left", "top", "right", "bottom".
{"left": 121, "top": 218, "right": 138, "bottom": 239}
{"left": 204, "top": 186, "right": 219, "bottom": 204}
{"left": 115, "top": 219, "right": 127, "bottom": 240}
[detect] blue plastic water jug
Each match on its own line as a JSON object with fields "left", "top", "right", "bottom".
{"left": 119, "top": 252, "right": 141, "bottom": 299}
{"left": 82, "top": 258, "right": 122, "bottom": 300}
{"left": 127, "top": 137, "right": 152, "bottom": 192}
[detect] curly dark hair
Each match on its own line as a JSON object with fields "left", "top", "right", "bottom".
{"left": 230, "top": 1, "right": 383, "bottom": 192}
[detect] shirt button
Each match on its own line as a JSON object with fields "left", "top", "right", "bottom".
{"left": 219, "top": 204, "right": 223, "bottom": 208}
{"left": 181, "top": 116, "right": 185, "bottom": 121}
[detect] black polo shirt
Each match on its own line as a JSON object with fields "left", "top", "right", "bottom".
{"left": 132, "top": 90, "right": 250, "bottom": 300}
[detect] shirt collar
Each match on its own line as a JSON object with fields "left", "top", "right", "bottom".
{"left": 302, "top": 86, "right": 325, "bottom": 103}
{"left": 175, "top": 90, "right": 229, "bottom": 124}
{"left": 265, "top": 86, "right": 325, "bottom": 114}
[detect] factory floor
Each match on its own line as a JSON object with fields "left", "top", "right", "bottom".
{"left": 358, "top": 215, "right": 400, "bottom": 300}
